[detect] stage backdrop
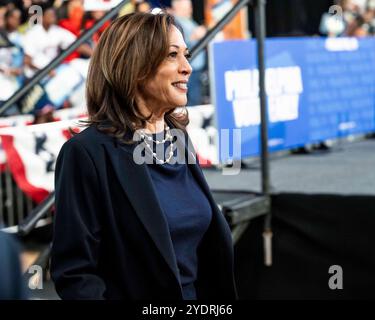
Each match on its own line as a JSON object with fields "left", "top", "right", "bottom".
{"left": 210, "top": 37, "right": 375, "bottom": 162}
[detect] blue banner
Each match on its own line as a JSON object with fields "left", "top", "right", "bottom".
{"left": 210, "top": 37, "right": 375, "bottom": 161}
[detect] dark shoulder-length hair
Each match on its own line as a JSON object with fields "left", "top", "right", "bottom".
{"left": 84, "top": 12, "right": 189, "bottom": 143}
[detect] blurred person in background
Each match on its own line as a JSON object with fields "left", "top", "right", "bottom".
{"left": 346, "top": 12, "right": 369, "bottom": 35}
{"left": 3, "top": 7, "right": 23, "bottom": 44}
{"left": 0, "top": 231, "right": 28, "bottom": 300}
{"left": 319, "top": 0, "right": 361, "bottom": 37}
{"left": 57, "top": 0, "right": 84, "bottom": 37}
{"left": 23, "top": 3, "right": 92, "bottom": 78}
{"left": 57, "top": 0, "right": 91, "bottom": 61}
{"left": 0, "top": 7, "right": 24, "bottom": 114}
{"left": 58, "top": 0, "right": 112, "bottom": 48}
{"left": 119, "top": 0, "right": 137, "bottom": 15}
{"left": 343, "top": 0, "right": 375, "bottom": 36}
{"left": 17, "top": 0, "right": 56, "bottom": 25}
{"left": 32, "top": 104, "right": 56, "bottom": 123}
{"left": 118, "top": 0, "right": 153, "bottom": 15}
{"left": 321, "top": 0, "right": 375, "bottom": 37}
{"left": 21, "top": 3, "right": 92, "bottom": 120}
{"left": 82, "top": 7, "right": 111, "bottom": 46}
{"left": 172, "top": 0, "right": 206, "bottom": 106}
{"left": 0, "top": 3, "right": 6, "bottom": 29}
{"left": 361, "top": 1, "right": 375, "bottom": 34}
{"left": 135, "top": 0, "right": 151, "bottom": 13}
{"left": 0, "top": 0, "right": 16, "bottom": 29}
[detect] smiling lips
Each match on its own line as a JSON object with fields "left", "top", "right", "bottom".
{"left": 172, "top": 80, "right": 188, "bottom": 92}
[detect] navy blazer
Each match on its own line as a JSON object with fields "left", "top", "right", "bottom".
{"left": 51, "top": 125, "right": 237, "bottom": 300}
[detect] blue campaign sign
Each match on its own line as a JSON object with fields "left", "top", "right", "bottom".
{"left": 210, "top": 37, "right": 375, "bottom": 161}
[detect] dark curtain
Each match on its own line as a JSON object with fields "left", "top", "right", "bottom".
{"left": 234, "top": 193, "right": 375, "bottom": 299}
{"left": 247, "top": 0, "right": 334, "bottom": 37}
{"left": 156, "top": 0, "right": 333, "bottom": 36}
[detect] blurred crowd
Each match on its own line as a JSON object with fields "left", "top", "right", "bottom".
{"left": 0, "top": 0, "right": 110, "bottom": 121}
{"left": 320, "top": 0, "right": 375, "bottom": 37}
{"left": 0, "top": 0, "right": 207, "bottom": 123}
{"left": 2, "top": 0, "right": 375, "bottom": 124}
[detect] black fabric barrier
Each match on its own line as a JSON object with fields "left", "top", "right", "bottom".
{"left": 234, "top": 193, "right": 375, "bottom": 299}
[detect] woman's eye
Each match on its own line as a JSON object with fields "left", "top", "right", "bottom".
{"left": 168, "top": 52, "right": 178, "bottom": 58}
{"left": 185, "top": 52, "right": 192, "bottom": 60}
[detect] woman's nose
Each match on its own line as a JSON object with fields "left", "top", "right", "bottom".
{"left": 180, "top": 58, "right": 192, "bottom": 76}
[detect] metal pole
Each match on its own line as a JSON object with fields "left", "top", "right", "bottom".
{"left": 0, "top": 171, "right": 3, "bottom": 226}
{"left": 254, "top": 0, "right": 273, "bottom": 267}
{"left": 16, "top": 185, "right": 24, "bottom": 225}
{"left": 5, "top": 166, "right": 14, "bottom": 227}
{"left": 17, "top": 191, "right": 55, "bottom": 236}
{"left": 254, "top": 0, "right": 270, "bottom": 196}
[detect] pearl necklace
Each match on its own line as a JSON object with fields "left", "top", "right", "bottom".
{"left": 140, "top": 126, "right": 174, "bottom": 164}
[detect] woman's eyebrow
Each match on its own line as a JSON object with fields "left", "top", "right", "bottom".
{"left": 170, "top": 44, "right": 189, "bottom": 51}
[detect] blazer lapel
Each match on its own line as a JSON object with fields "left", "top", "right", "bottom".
{"left": 102, "top": 140, "right": 181, "bottom": 285}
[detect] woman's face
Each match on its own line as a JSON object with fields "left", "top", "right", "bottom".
{"left": 139, "top": 25, "right": 192, "bottom": 116}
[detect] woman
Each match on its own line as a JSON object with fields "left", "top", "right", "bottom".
{"left": 51, "top": 12, "right": 237, "bottom": 300}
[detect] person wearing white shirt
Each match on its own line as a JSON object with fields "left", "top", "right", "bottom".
{"left": 23, "top": 5, "right": 92, "bottom": 78}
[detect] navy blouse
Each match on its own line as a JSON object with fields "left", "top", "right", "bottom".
{"left": 145, "top": 131, "right": 212, "bottom": 300}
